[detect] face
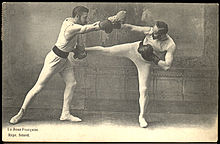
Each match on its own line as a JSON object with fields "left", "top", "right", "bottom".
{"left": 79, "top": 12, "right": 88, "bottom": 25}
{"left": 152, "top": 25, "right": 167, "bottom": 40}
{"left": 152, "top": 24, "right": 164, "bottom": 40}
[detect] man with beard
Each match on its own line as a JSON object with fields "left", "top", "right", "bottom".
{"left": 85, "top": 16, "right": 176, "bottom": 128}
{"left": 10, "top": 6, "right": 126, "bottom": 124}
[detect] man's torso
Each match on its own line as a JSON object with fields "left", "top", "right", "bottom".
{"left": 55, "top": 17, "right": 83, "bottom": 52}
{"left": 143, "top": 28, "right": 175, "bottom": 60}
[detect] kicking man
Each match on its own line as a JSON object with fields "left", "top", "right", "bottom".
{"left": 85, "top": 16, "right": 176, "bottom": 128}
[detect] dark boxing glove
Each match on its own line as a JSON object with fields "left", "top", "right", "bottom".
{"left": 72, "top": 45, "right": 87, "bottom": 59}
{"left": 99, "top": 19, "right": 114, "bottom": 34}
{"left": 112, "top": 22, "right": 121, "bottom": 29}
{"left": 151, "top": 53, "right": 160, "bottom": 65}
{"left": 138, "top": 43, "right": 160, "bottom": 65}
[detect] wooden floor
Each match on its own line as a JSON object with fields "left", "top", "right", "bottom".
{"left": 2, "top": 107, "right": 217, "bottom": 142}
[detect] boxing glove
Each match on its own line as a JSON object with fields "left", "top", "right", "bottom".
{"left": 112, "top": 22, "right": 121, "bottom": 29}
{"left": 138, "top": 43, "right": 160, "bottom": 65}
{"left": 72, "top": 45, "right": 87, "bottom": 59}
{"left": 99, "top": 19, "right": 114, "bottom": 33}
{"left": 151, "top": 53, "right": 160, "bottom": 65}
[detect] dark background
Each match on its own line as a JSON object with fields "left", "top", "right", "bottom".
{"left": 2, "top": 3, "right": 218, "bottom": 115}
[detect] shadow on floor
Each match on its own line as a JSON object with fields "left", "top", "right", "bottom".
{"left": 2, "top": 107, "right": 217, "bottom": 129}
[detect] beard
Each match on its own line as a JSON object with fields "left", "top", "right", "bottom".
{"left": 152, "top": 33, "right": 161, "bottom": 40}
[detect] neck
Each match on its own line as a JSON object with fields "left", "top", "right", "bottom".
{"left": 69, "top": 17, "right": 78, "bottom": 24}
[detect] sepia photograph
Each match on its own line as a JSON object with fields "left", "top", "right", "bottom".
{"left": 2, "top": 2, "right": 218, "bottom": 142}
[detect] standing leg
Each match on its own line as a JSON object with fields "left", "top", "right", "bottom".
{"left": 133, "top": 59, "right": 151, "bottom": 128}
{"left": 87, "top": 41, "right": 152, "bottom": 127}
{"left": 10, "top": 51, "right": 66, "bottom": 124}
{"left": 59, "top": 66, "right": 81, "bottom": 122}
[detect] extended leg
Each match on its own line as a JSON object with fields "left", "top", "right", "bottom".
{"left": 85, "top": 42, "right": 139, "bottom": 57}
{"left": 9, "top": 65, "right": 56, "bottom": 124}
{"left": 59, "top": 67, "right": 81, "bottom": 122}
{"left": 10, "top": 51, "right": 65, "bottom": 124}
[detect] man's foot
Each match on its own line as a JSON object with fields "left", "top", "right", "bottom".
{"left": 9, "top": 108, "right": 25, "bottom": 124}
{"left": 139, "top": 116, "right": 148, "bottom": 128}
{"left": 60, "top": 114, "right": 82, "bottom": 122}
{"left": 108, "top": 11, "right": 127, "bottom": 24}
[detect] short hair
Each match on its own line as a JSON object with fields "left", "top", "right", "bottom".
{"left": 72, "top": 6, "right": 89, "bottom": 17}
{"left": 155, "top": 21, "right": 168, "bottom": 34}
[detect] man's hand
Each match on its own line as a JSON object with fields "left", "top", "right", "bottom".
{"left": 72, "top": 45, "right": 87, "bottom": 59}
{"left": 99, "top": 20, "right": 114, "bottom": 33}
{"left": 138, "top": 43, "right": 160, "bottom": 65}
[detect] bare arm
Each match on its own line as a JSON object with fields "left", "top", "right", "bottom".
{"left": 121, "top": 24, "right": 152, "bottom": 35}
{"left": 158, "top": 44, "right": 176, "bottom": 70}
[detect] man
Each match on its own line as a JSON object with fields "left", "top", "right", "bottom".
{"left": 85, "top": 16, "right": 176, "bottom": 128}
{"left": 9, "top": 6, "right": 126, "bottom": 124}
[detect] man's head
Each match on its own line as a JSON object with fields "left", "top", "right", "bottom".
{"left": 72, "top": 6, "right": 89, "bottom": 25}
{"left": 152, "top": 21, "right": 168, "bottom": 40}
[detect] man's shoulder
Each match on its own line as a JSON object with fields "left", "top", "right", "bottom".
{"left": 62, "top": 19, "right": 82, "bottom": 29}
{"left": 63, "top": 17, "right": 70, "bottom": 22}
{"left": 167, "top": 35, "right": 176, "bottom": 47}
{"left": 61, "top": 18, "right": 71, "bottom": 26}
{"left": 62, "top": 17, "right": 77, "bottom": 25}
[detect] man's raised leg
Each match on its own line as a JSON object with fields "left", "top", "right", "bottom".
{"left": 85, "top": 42, "right": 138, "bottom": 57}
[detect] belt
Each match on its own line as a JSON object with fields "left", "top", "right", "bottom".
{"left": 52, "top": 46, "right": 69, "bottom": 58}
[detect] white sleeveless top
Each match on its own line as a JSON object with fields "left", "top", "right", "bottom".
{"left": 55, "top": 17, "right": 79, "bottom": 52}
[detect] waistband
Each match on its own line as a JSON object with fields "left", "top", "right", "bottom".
{"left": 139, "top": 41, "right": 144, "bottom": 47}
{"left": 52, "top": 46, "right": 69, "bottom": 59}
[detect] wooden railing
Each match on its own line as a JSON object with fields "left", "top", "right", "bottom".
{"left": 2, "top": 64, "right": 218, "bottom": 114}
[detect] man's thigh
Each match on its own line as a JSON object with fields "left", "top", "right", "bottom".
{"left": 36, "top": 51, "right": 67, "bottom": 85}
{"left": 59, "top": 58, "right": 76, "bottom": 83}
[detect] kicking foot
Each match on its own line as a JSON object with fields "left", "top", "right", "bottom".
{"left": 108, "top": 11, "right": 127, "bottom": 24}
{"left": 60, "top": 114, "right": 82, "bottom": 122}
{"left": 139, "top": 116, "right": 148, "bottom": 128}
{"left": 9, "top": 108, "right": 25, "bottom": 124}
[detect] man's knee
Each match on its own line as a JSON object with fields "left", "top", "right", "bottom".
{"left": 139, "top": 86, "right": 148, "bottom": 92}
{"left": 139, "top": 86, "right": 148, "bottom": 96}
{"left": 31, "top": 84, "right": 45, "bottom": 95}
{"left": 97, "top": 46, "right": 111, "bottom": 55}
{"left": 65, "top": 80, "right": 77, "bottom": 88}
